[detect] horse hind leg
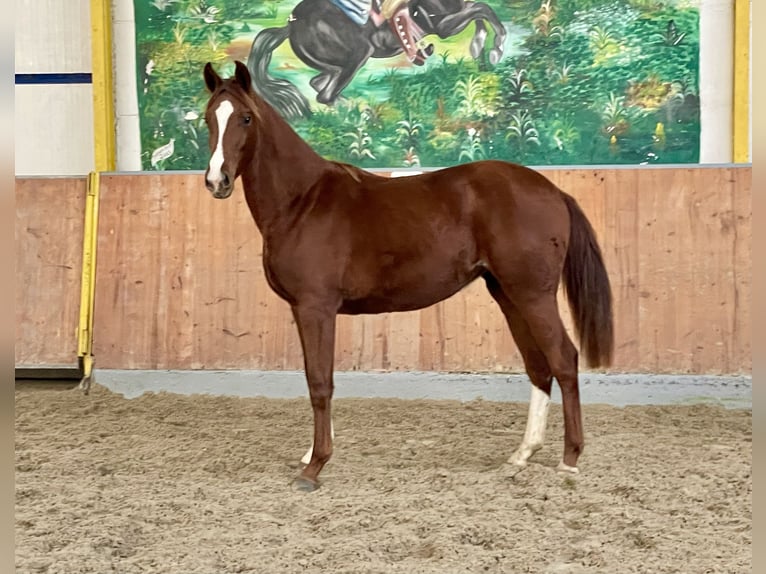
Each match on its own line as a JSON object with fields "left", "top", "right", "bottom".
{"left": 316, "top": 49, "right": 372, "bottom": 105}
{"left": 514, "top": 292, "right": 583, "bottom": 474}
{"left": 310, "top": 72, "right": 331, "bottom": 94}
{"left": 486, "top": 276, "right": 553, "bottom": 467}
{"left": 510, "top": 383, "right": 552, "bottom": 467}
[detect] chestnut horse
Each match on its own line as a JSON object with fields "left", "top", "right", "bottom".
{"left": 202, "top": 61, "right": 614, "bottom": 492}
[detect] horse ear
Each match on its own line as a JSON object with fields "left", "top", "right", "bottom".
{"left": 234, "top": 60, "right": 253, "bottom": 92}
{"left": 203, "top": 62, "right": 221, "bottom": 93}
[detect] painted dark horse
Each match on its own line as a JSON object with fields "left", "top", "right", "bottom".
{"left": 246, "top": 0, "right": 507, "bottom": 118}
{"left": 202, "top": 61, "right": 614, "bottom": 492}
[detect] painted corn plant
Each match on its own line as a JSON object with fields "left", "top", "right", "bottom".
{"left": 134, "top": 0, "right": 701, "bottom": 170}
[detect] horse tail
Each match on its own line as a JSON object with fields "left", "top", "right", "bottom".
{"left": 561, "top": 192, "right": 614, "bottom": 368}
{"left": 247, "top": 25, "right": 312, "bottom": 119}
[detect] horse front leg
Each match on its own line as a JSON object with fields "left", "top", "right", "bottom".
{"left": 291, "top": 303, "right": 338, "bottom": 492}
{"left": 470, "top": 20, "right": 488, "bottom": 60}
{"left": 301, "top": 419, "right": 334, "bottom": 466}
{"left": 434, "top": 2, "right": 507, "bottom": 64}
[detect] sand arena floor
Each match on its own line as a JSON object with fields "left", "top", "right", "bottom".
{"left": 15, "top": 382, "right": 751, "bottom": 573}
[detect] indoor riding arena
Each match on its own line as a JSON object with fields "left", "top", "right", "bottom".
{"left": 15, "top": 1, "right": 751, "bottom": 573}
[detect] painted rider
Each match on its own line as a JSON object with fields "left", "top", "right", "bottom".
{"left": 378, "top": 0, "right": 433, "bottom": 65}
{"left": 331, "top": 0, "right": 433, "bottom": 65}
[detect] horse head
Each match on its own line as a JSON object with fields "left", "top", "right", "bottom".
{"left": 202, "top": 61, "right": 262, "bottom": 199}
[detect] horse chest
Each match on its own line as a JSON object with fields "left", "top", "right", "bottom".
{"left": 261, "top": 245, "right": 300, "bottom": 305}
{"left": 261, "top": 236, "right": 336, "bottom": 305}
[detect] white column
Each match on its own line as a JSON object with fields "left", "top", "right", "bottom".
{"left": 699, "top": 0, "right": 734, "bottom": 163}
{"left": 748, "top": 0, "right": 752, "bottom": 161}
{"left": 112, "top": 0, "right": 142, "bottom": 171}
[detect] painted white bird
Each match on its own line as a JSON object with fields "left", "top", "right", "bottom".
{"left": 151, "top": 138, "right": 175, "bottom": 168}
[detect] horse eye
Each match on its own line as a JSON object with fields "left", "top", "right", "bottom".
{"left": 243, "top": 115, "right": 252, "bottom": 125}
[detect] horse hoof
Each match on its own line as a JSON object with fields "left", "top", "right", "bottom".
{"left": 292, "top": 476, "right": 320, "bottom": 493}
{"left": 508, "top": 444, "right": 540, "bottom": 467}
{"left": 507, "top": 453, "right": 528, "bottom": 467}
{"left": 489, "top": 49, "right": 502, "bottom": 65}
{"left": 556, "top": 461, "right": 579, "bottom": 475}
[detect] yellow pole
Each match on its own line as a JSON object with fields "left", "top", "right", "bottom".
{"left": 77, "top": 172, "right": 101, "bottom": 394}
{"left": 81, "top": 0, "right": 113, "bottom": 389}
{"left": 733, "top": 0, "right": 750, "bottom": 162}
{"left": 90, "top": 0, "right": 116, "bottom": 171}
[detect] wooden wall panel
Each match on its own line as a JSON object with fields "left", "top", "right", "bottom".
{"left": 732, "top": 168, "right": 752, "bottom": 371}
{"left": 93, "top": 174, "right": 294, "bottom": 370}
{"left": 15, "top": 178, "right": 87, "bottom": 367}
{"left": 603, "top": 169, "right": 640, "bottom": 369}
{"left": 93, "top": 167, "right": 751, "bottom": 374}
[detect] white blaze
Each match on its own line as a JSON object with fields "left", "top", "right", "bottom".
{"left": 207, "top": 99, "right": 234, "bottom": 186}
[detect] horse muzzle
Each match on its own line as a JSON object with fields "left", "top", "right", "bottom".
{"left": 205, "top": 170, "right": 234, "bottom": 199}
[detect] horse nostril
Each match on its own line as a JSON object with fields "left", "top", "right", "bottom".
{"left": 222, "top": 172, "right": 230, "bottom": 187}
{"left": 205, "top": 177, "right": 215, "bottom": 192}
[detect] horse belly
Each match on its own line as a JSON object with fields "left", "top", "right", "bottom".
{"left": 339, "top": 281, "right": 476, "bottom": 314}
{"left": 339, "top": 253, "right": 484, "bottom": 315}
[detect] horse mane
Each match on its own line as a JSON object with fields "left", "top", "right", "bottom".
{"left": 334, "top": 162, "right": 364, "bottom": 183}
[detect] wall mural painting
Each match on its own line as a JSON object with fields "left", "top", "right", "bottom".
{"left": 135, "top": 0, "right": 701, "bottom": 170}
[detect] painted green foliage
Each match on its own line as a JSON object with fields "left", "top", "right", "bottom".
{"left": 135, "top": 0, "right": 700, "bottom": 170}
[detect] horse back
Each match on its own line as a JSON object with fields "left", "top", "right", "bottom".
{"left": 316, "top": 160, "right": 567, "bottom": 249}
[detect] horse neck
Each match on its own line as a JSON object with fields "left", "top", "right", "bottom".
{"left": 240, "top": 103, "right": 328, "bottom": 234}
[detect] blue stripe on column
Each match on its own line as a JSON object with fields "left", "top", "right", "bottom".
{"left": 15, "top": 73, "right": 93, "bottom": 85}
